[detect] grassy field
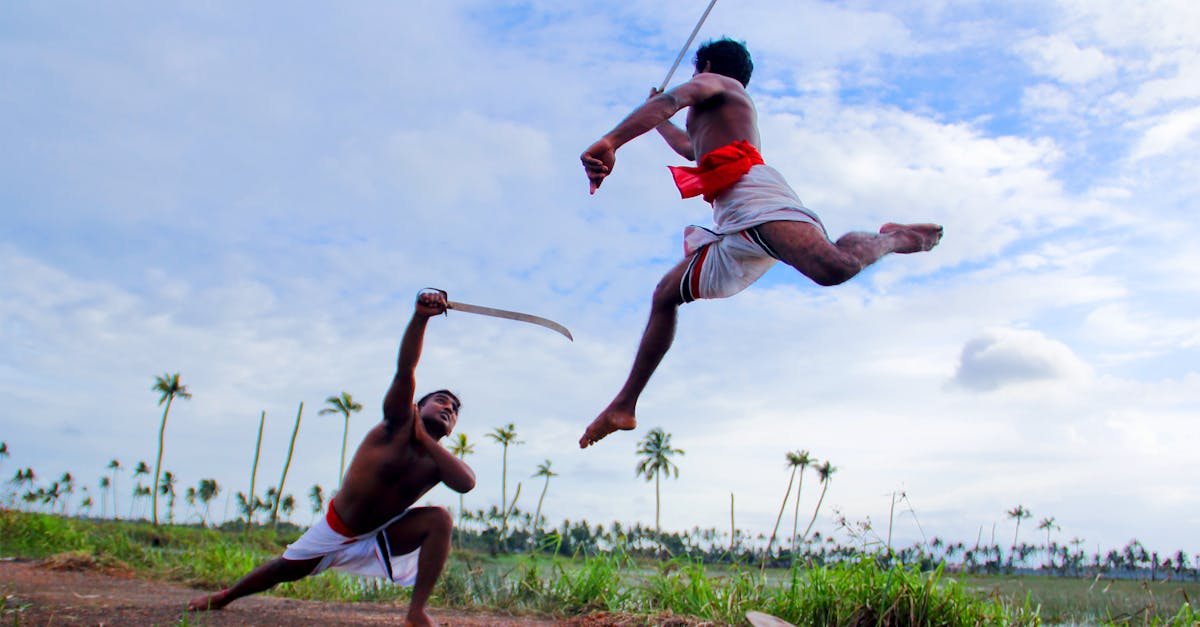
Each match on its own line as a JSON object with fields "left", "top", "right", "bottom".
{"left": 2, "top": 510, "right": 1196, "bottom": 626}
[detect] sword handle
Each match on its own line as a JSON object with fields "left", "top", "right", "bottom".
{"left": 417, "top": 287, "right": 449, "bottom": 315}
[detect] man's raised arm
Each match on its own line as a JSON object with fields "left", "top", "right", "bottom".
{"left": 382, "top": 291, "right": 447, "bottom": 429}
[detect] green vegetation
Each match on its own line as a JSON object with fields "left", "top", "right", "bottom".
{"left": 8, "top": 510, "right": 1198, "bottom": 625}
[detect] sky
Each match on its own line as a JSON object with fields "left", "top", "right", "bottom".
{"left": 2, "top": 1, "right": 1198, "bottom": 558}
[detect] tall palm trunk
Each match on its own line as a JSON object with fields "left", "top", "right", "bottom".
{"left": 338, "top": 415, "right": 350, "bottom": 489}
{"left": 790, "top": 469, "right": 808, "bottom": 553}
{"left": 110, "top": 469, "right": 119, "bottom": 521}
{"left": 654, "top": 472, "right": 661, "bottom": 531}
{"left": 534, "top": 477, "right": 550, "bottom": 533}
{"left": 801, "top": 479, "right": 830, "bottom": 542}
{"left": 766, "top": 467, "right": 797, "bottom": 558}
{"left": 247, "top": 411, "right": 266, "bottom": 529}
{"left": 151, "top": 396, "right": 173, "bottom": 526}
{"left": 272, "top": 402, "right": 303, "bottom": 530}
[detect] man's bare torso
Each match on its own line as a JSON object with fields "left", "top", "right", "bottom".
{"left": 331, "top": 422, "right": 440, "bottom": 533}
{"left": 684, "top": 74, "right": 761, "bottom": 161}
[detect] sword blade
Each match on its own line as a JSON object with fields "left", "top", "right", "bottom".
{"left": 446, "top": 301, "right": 573, "bottom": 341}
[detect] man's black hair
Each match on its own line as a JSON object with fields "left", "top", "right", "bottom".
{"left": 418, "top": 389, "right": 461, "bottom": 412}
{"left": 695, "top": 37, "right": 753, "bottom": 87}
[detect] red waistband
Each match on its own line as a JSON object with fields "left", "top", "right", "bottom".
{"left": 325, "top": 502, "right": 356, "bottom": 537}
{"left": 668, "top": 140, "right": 764, "bottom": 203}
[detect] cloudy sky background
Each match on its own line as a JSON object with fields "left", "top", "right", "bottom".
{"left": 3, "top": 1, "right": 1198, "bottom": 556}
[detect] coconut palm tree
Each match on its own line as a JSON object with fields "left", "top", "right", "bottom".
{"left": 131, "top": 461, "right": 150, "bottom": 519}
{"left": 319, "top": 392, "right": 362, "bottom": 490}
{"left": 271, "top": 402, "right": 304, "bottom": 529}
{"left": 1007, "top": 505, "right": 1031, "bottom": 549}
{"left": 99, "top": 476, "right": 110, "bottom": 518}
{"left": 789, "top": 450, "right": 815, "bottom": 553}
{"left": 766, "top": 450, "right": 811, "bottom": 559}
{"left": 532, "top": 459, "right": 557, "bottom": 534}
{"left": 159, "top": 470, "right": 178, "bottom": 523}
{"left": 197, "top": 478, "right": 220, "bottom": 527}
{"left": 635, "top": 428, "right": 684, "bottom": 532}
{"left": 246, "top": 410, "right": 266, "bottom": 529}
{"left": 487, "top": 423, "right": 523, "bottom": 546}
{"left": 151, "top": 372, "right": 191, "bottom": 526}
{"left": 800, "top": 460, "right": 837, "bottom": 542}
{"left": 308, "top": 484, "right": 324, "bottom": 522}
{"left": 106, "top": 459, "right": 121, "bottom": 520}
{"left": 0, "top": 441, "right": 7, "bottom": 469}
{"left": 447, "top": 433, "right": 475, "bottom": 528}
{"left": 58, "top": 472, "right": 75, "bottom": 515}
{"left": 1038, "top": 516, "right": 1059, "bottom": 566}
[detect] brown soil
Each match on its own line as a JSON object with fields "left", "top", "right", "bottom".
{"left": 0, "top": 558, "right": 722, "bottom": 626}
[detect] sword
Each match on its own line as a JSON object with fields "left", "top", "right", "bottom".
{"left": 420, "top": 288, "right": 574, "bottom": 341}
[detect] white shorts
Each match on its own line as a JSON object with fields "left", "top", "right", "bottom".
{"left": 282, "top": 507, "right": 420, "bottom": 586}
{"left": 679, "top": 165, "right": 826, "bottom": 302}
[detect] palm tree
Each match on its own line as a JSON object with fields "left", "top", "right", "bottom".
{"left": 1036, "top": 514, "right": 1056, "bottom": 559}
{"left": 159, "top": 470, "right": 178, "bottom": 523}
{"left": 99, "top": 476, "right": 110, "bottom": 518}
{"left": 532, "top": 459, "right": 558, "bottom": 534}
{"left": 308, "top": 484, "right": 324, "bottom": 521}
{"left": 1007, "top": 505, "right": 1031, "bottom": 549}
{"left": 246, "top": 410, "right": 266, "bottom": 529}
{"left": 106, "top": 459, "right": 121, "bottom": 520}
{"left": 766, "top": 450, "right": 812, "bottom": 559}
{"left": 280, "top": 494, "right": 296, "bottom": 523}
{"left": 0, "top": 441, "right": 8, "bottom": 468}
{"left": 58, "top": 472, "right": 75, "bottom": 515}
{"left": 320, "top": 392, "right": 363, "bottom": 490}
{"left": 131, "top": 461, "right": 150, "bottom": 519}
{"left": 197, "top": 479, "right": 220, "bottom": 527}
{"left": 634, "top": 428, "right": 684, "bottom": 532}
{"left": 800, "top": 461, "right": 837, "bottom": 542}
{"left": 486, "top": 423, "right": 523, "bottom": 526}
{"left": 152, "top": 372, "right": 191, "bottom": 526}
{"left": 789, "top": 451, "right": 815, "bottom": 553}
{"left": 271, "top": 402, "right": 304, "bottom": 530}
{"left": 448, "top": 434, "right": 475, "bottom": 529}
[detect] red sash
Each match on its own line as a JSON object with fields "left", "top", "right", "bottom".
{"left": 668, "top": 140, "right": 764, "bottom": 203}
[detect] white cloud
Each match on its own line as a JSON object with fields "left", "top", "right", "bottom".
{"left": 1016, "top": 35, "right": 1116, "bottom": 85}
{"left": 953, "top": 328, "right": 1092, "bottom": 392}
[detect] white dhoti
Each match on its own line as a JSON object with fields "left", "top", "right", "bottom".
{"left": 680, "top": 164, "right": 826, "bottom": 302}
{"left": 282, "top": 505, "right": 420, "bottom": 586}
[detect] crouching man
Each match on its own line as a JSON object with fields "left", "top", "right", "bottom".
{"left": 188, "top": 290, "right": 475, "bottom": 627}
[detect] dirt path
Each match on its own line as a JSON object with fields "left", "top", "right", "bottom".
{"left": 0, "top": 558, "right": 708, "bottom": 626}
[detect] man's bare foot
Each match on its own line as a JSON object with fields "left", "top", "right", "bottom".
{"left": 579, "top": 406, "right": 637, "bottom": 448}
{"left": 880, "top": 223, "right": 943, "bottom": 253}
{"left": 187, "top": 590, "right": 230, "bottom": 612}
{"left": 405, "top": 608, "right": 438, "bottom": 627}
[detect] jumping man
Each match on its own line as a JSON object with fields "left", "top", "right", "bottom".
{"left": 579, "top": 38, "right": 942, "bottom": 448}
{"left": 188, "top": 290, "right": 475, "bottom": 627}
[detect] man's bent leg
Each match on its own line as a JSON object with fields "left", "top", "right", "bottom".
{"left": 384, "top": 506, "right": 454, "bottom": 627}
{"left": 187, "top": 555, "right": 321, "bottom": 611}
{"left": 757, "top": 221, "right": 941, "bottom": 287}
{"left": 580, "top": 258, "right": 690, "bottom": 448}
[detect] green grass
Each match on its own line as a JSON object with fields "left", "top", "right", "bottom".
{"left": 960, "top": 573, "right": 1200, "bottom": 626}
{"left": 5, "top": 510, "right": 1194, "bottom": 625}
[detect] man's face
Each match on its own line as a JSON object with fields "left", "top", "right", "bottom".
{"left": 419, "top": 392, "right": 459, "bottom": 437}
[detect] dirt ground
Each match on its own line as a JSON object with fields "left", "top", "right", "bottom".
{"left": 0, "top": 558, "right": 717, "bottom": 626}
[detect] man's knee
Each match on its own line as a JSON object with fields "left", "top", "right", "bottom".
{"left": 416, "top": 505, "right": 453, "bottom": 535}
{"left": 652, "top": 270, "right": 687, "bottom": 309}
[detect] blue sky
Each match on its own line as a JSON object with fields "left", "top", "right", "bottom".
{"left": 2, "top": 1, "right": 1198, "bottom": 557}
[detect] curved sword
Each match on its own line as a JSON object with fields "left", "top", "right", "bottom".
{"left": 422, "top": 288, "right": 573, "bottom": 341}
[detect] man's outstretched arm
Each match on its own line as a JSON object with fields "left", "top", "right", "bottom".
{"left": 581, "top": 75, "right": 725, "bottom": 193}
{"left": 382, "top": 291, "right": 446, "bottom": 430}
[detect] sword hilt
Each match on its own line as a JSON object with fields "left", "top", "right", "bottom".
{"left": 417, "top": 287, "right": 450, "bottom": 316}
